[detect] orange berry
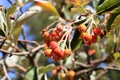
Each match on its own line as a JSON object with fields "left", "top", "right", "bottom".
{"left": 93, "top": 28, "right": 102, "bottom": 35}
{"left": 81, "top": 33, "right": 92, "bottom": 42}
{"left": 52, "top": 69, "right": 58, "bottom": 76}
{"left": 88, "top": 49, "right": 96, "bottom": 56}
{"left": 68, "top": 70, "right": 75, "bottom": 78}
{"left": 43, "top": 31, "right": 49, "bottom": 38}
{"left": 44, "top": 48, "right": 52, "bottom": 57}
{"left": 60, "top": 72, "right": 66, "bottom": 78}
{"left": 19, "top": 2, "right": 24, "bottom": 8}
{"left": 78, "top": 24, "right": 87, "bottom": 32}
{"left": 64, "top": 49, "right": 72, "bottom": 57}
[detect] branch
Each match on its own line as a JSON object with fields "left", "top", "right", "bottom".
{"left": 0, "top": 49, "right": 29, "bottom": 56}
{"left": 7, "top": 0, "right": 12, "bottom": 5}
{"left": 0, "top": 44, "right": 44, "bottom": 56}
{"left": 76, "top": 68, "right": 93, "bottom": 76}
{"left": 75, "top": 61, "right": 92, "bottom": 68}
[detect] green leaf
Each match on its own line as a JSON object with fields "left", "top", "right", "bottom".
{"left": 106, "top": 6, "right": 120, "bottom": 31}
{"left": 6, "top": 3, "right": 17, "bottom": 30}
{"left": 24, "top": 66, "right": 38, "bottom": 80}
{"left": 113, "top": 52, "right": 120, "bottom": 60}
{"left": 12, "top": 6, "right": 40, "bottom": 33}
{"left": 110, "top": 6, "right": 120, "bottom": 14}
{"left": 111, "top": 14, "right": 120, "bottom": 30}
{"left": 71, "top": 7, "right": 87, "bottom": 14}
{"left": 97, "top": 0, "right": 120, "bottom": 14}
{"left": 106, "top": 13, "right": 119, "bottom": 32}
{"left": 0, "top": 10, "right": 7, "bottom": 36}
{"left": 38, "top": 64, "right": 55, "bottom": 74}
{"left": 92, "top": 0, "right": 100, "bottom": 8}
{"left": 71, "top": 29, "right": 83, "bottom": 51}
{"left": 6, "top": 3, "right": 17, "bottom": 16}
{"left": 92, "top": 0, "right": 105, "bottom": 8}
{"left": 12, "top": 26, "right": 22, "bottom": 45}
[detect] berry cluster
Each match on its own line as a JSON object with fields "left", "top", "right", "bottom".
{"left": 42, "top": 25, "right": 72, "bottom": 61}
{"left": 52, "top": 66, "right": 75, "bottom": 80}
{"left": 78, "top": 24, "right": 105, "bottom": 46}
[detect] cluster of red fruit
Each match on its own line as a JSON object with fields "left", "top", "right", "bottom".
{"left": 78, "top": 24, "right": 105, "bottom": 46}
{"left": 52, "top": 66, "right": 75, "bottom": 80}
{"left": 42, "top": 25, "right": 72, "bottom": 61}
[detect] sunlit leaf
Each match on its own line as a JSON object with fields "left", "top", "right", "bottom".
{"left": 68, "top": 0, "right": 90, "bottom": 7}
{"left": 71, "top": 7, "right": 87, "bottom": 14}
{"left": 6, "top": 3, "right": 17, "bottom": 31}
{"left": 34, "top": 0, "right": 59, "bottom": 16}
{"left": 0, "top": 10, "right": 7, "bottom": 36}
{"left": 38, "top": 64, "right": 55, "bottom": 74}
{"left": 80, "top": 0, "right": 90, "bottom": 7}
{"left": 12, "top": 26, "right": 22, "bottom": 45}
{"left": 25, "top": 66, "right": 38, "bottom": 80}
{"left": 92, "top": 0, "right": 100, "bottom": 8}
{"left": 5, "top": 55, "right": 19, "bottom": 67}
{"left": 111, "top": 14, "right": 120, "bottom": 30}
{"left": 110, "top": 6, "right": 120, "bottom": 14}
{"left": 113, "top": 52, "right": 120, "bottom": 60}
{"left": 97, "top": 0, "right": 120, "bottom": 14}
{"left": 12, "top": 6, "right": 40, "bottom": 33}
{"left": 6, "top": 3, "right": 17, "bottom": 17}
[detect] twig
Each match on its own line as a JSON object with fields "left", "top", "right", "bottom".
{"left": 76, "top": 68, "right": 93, "bottom": 76}
{"left": 0, "top": 49, "right": 29, "bottom": 55}
{"left": 75, "top": 61, "right": 92, "bottom": 68}
{"left": 9, "top": 64, "right": 27, "bottom": 72}
{"left": 95, "top": 70, "right": 108, "bottom": 80}
{"left": 18, "top": 39, "right": 39, "bottom": 45}
{"left": 7, "top": 0, "right": 13, "bottom": 5}
{"left": 30, "top": 44, "right": 45, "bottom": 54}
{"left": 0, "top": 60, "right": 11, "bottom": 80}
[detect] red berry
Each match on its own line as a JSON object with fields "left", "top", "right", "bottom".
{"left": 56, "top": 24, "right": 63, "bottom": 32}
{"left": 91, "top": 35, "right": 97, "bottom": 43}
{"left": 53, "top": 48, "right": 64, "bottom": 58}
{"left": 100, "top": 31, "right": 106, "bottom": 38}
{"left": 49, "top": 41, "right": 58, "bottom": 50}
{"left": 78, "top": 24, "right": 87, "bottom": 32}
{"left": 52, "top": 54, "right": 61, "bottom": 61}
{"left": 93, "top": 28, "right": 102, "bottom": 35}
{"left": 85, "top": 41, "right": 92, "bottom": 46}
{"left": 49, "top": 31, "right": 60, "bottom": 41}
{"left": 44, "top": 48, "right": 52, "bottom": 57}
